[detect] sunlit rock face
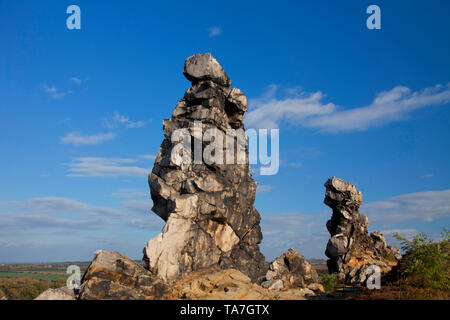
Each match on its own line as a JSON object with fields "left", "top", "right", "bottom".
{"left": 143, "top": 53, "right": 265, "bottom": 282}
{"left": 324, "top": 177, "right": 401, "bottom": 284}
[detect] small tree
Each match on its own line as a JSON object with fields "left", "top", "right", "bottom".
{"left": 394, "top": 228, "right": 449, "bottom": 291}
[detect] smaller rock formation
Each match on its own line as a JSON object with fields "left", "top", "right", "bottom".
{"left": 79, "top": 250, "right": 167, "bottom": 300}
{"left": 324, "top": 177, "right": 401, "bottom": 284}
{"left": 34, "top": 288, "right": 75, "bottom": 300}
{"left": 262, "top": 248, "right": 323, "bottom": 292}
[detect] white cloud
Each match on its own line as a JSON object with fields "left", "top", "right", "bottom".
{"left": 66, "top": 156, "right": 151, "bottom": 177}
{"left": 256, "top": 184, "right": 275, "bottom": 194}
{"left": 61, "top": 132, "right": 117, "bottom": 146}
{"left": 421, "top": 173, "right": 434, "bottom": 179}
{"left": 44, "top": 84, "right": 71, "bottom": 100}
{"left": 246, "top": 83, "right": 450, "bottom": 132}
{"left": 362, "top": 189, "right": 450, "bottom": 223}
{"left": 207, "top": 26, "right": 222, "bottom": 38}
{"left": 111, "top": 189, "right": 148, "bottom": 199}
{"left": 104, "top": 111, "right": 148, "bottom": 129}
{"left": 6, "top": 197, "right": 121, "bottom": 217}
{"left": 139, "top": 154, "right": 156, "bottom": 160}
{"left": 0, "top": 196, "right": 162, "bottom": 235}
{"left": 71, "top": 77, "right": 83, "bottom": 85}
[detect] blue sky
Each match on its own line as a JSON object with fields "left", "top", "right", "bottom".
{"left": 1, "top": 0, "right": 449, "bottom": 262}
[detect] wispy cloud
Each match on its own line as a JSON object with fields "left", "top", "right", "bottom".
{"left": 256, "top": 184, "right": 275, "bottom": 194}
{"left": 207, "top": 26, "right": 222, "bottom": 38}
{"left": 104, "top": 111, "right": 148, "bottom": 129}
{"left": 362, "top": 189, "right": 450, "bottom": 223}
{"left": 71, "top": 77, "right": 83, "bottom": 85}
{"left": 61, "top": 132, "right": 117, "bottom": 146}
{"left": 0, "top": 197, "right": 162, "bottom": 235}
{"left": 246, "top": 83, "right": 450, "bottom": 132}
{"left": 44, "top": 84, "right": 72, "bottom": 100}
{"left": 421, "top": 173, "right": 434, "bottom": 179}
{"left": 66, "top": 156, "right": 151, "bottom": 177}
{"left": 111, "top": 189, "right": 148, "bottom": 199}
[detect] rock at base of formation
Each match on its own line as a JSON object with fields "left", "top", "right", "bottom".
{"left": 0, "top": 288, "right": 7, "bottom": 300}
{"left": 79, "top": 250, "right": 167, "bottom": 300}
{"left": 169, "top": 268, "right": 314, "bottom": 300}
{"left": 324, "top": 177, "right": 401, "bottom": 284}
{"left": 34, "top": 288, "right": 75, "bottom": 300}
{"left": 78, "top": 250, "right": 314, "bottom": 300}
{"left": 143, "top": 53, "right": 265, "bottom": 283}
{"left": 262, "top": 248, "right": 324, "bottom": 293}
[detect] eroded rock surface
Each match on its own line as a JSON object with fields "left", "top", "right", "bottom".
{"left": 143, "top": 53, "right": 265, "bottom": 282}
{"left": 79, "top": 250, "right": 167, "bottom": 300}
{"left": 34, "top": 288, "right": 75, "bottom": 300}
{"left": 324, "top": 177, "right": 401, "bottom": 284}
{"left": 169, "top": 268, "right": 311, "bottom": 300}
{"left": 263, "top": 248, "right": 321, "bottom": 290}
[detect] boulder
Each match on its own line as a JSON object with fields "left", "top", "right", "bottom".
{"left": 183, "top": 53, "right": 232, "bottom": 87}
{"left": 169, "top": 268, "right": 309, "bottom": 300}
{"left": 324, "top": 177, "right": 401, "bottom": 284}
{"left": 34, "top": 288, "right": 75, "bottom": 300}
{"left": 143, "top": 53, "right": 265, "bottom": 283}
{"left": 264, "top": 248, "right": 320, "bottom": 289}
{"left": 261, "top": 279, "right": 284, "bottom": 290}
{"left": 79, "top": 250, "right": 167, "bottom": 300}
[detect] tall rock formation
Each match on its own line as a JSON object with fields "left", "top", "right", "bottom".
{"left": 143, "top": 53, "right": 265, "bottom": 282}
{"left": 324, "top": 177, "right": 401, "bottom": 284}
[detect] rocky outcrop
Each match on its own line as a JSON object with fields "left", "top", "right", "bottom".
{"left": 169, "top": 268, "right": 313, "bottom": 300}
{"left": 324, "top": 177, "right": 401, "bottom": 284}
{"left": 263, "top": 248, "right": 321, "bottom": 290}
{"left": 79, "top": 250, "right": 167, "bottom": 300}
{"left": 78, "top": 251, "right": 317, "bottom": 300}
{"left": 143, "top": 53, "right": 265, "bottom": 282}
{"left": 34, "top": 288, "right": 75, "bottom": 300}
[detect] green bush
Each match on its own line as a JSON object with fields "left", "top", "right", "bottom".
{"left": 394, "top": 228, "right": 449, "bottom": 291}
{"left": 320, "top": 273, "right": 340, "bottom": 292}
{"left": 0, "top": 277, "right": 68, "bottom": 300}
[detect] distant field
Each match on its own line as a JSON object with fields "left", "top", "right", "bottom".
{"left": 0, "top": 269, "right": 86, "bottom": 280}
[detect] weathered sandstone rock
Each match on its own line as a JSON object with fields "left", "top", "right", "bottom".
{"left": 143, "top": 53, "right": 265, "bottom": 282}
{"left": 79, "top": 250, "right": 167, "bottom": 300}
{"left": 169, "top": 268, "right": 310, "bottom": 300}
{"left": 264, "top": 248, "right": 320, "bottom": 289}
{"left": 34, "top": 288, "right": 75, "bottom": 300}
{"left": 324, "top": 177, "right": 401, "bottom": 284}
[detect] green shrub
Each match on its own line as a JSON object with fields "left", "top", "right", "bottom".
{"left": 394, "top": 228, "right": 449, "bottom": 291}
{"left": 320, "top": 273, "right": 340, "bottom": 292}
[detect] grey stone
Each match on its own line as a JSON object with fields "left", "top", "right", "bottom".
{"left": 183, "top": 53, "right": 232, "bottom": 87}
{"left": 324, "top": 177, "right": 401, "bottom": 284}
{"left": 264, "top": 248, "right": 319, "bottom": 289}
{"left": 261, "top": 279, "right": 284, "bottom": 290}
